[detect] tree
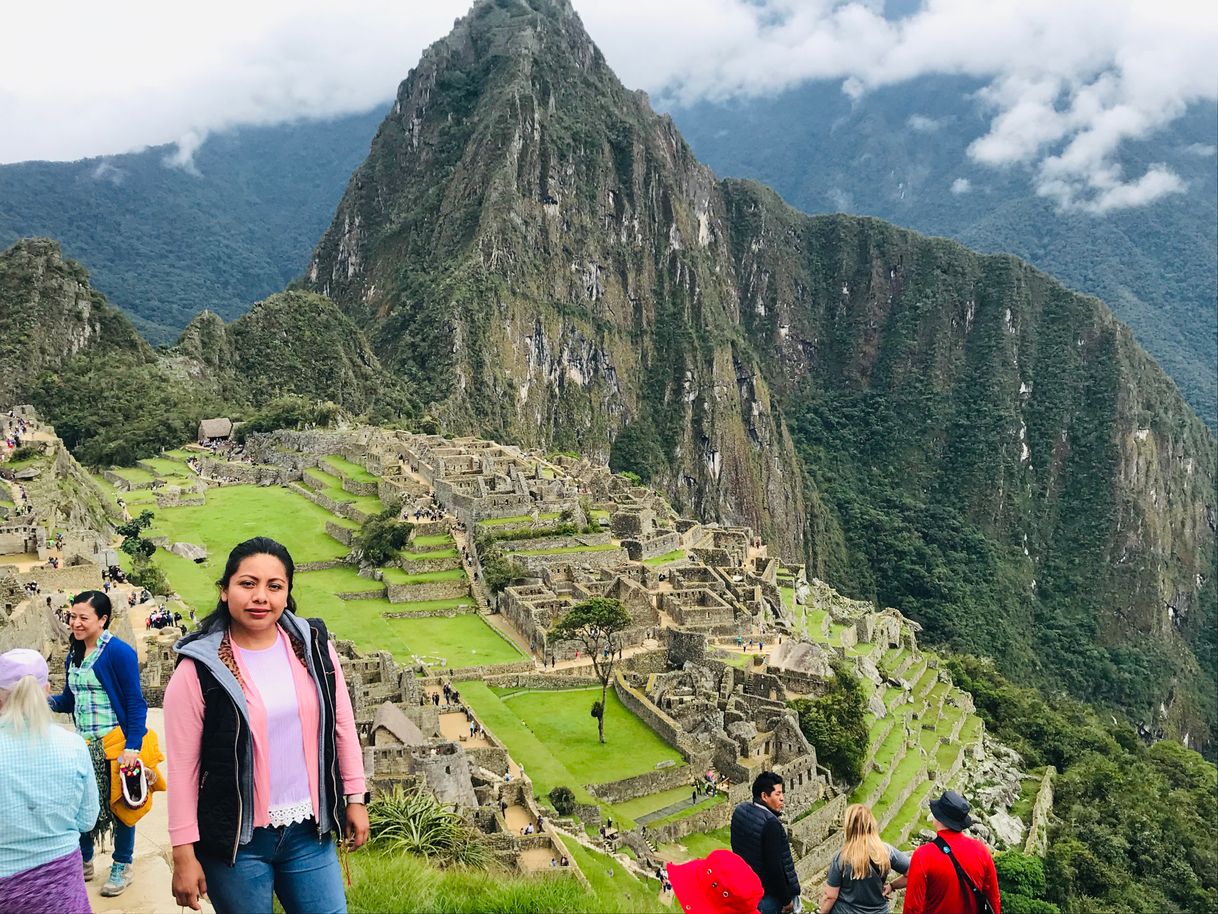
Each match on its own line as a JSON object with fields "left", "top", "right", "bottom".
{"left": 550, "top": 597, "right": 632, "bottom": 743}
{"left": 548, "top": 786, "right": 576, "bottom": 816}
{"left": 352, "top": 509, "right": 413, "bottom": 567}
{"left": 791, "top": 659, "right": 869, "bottom": 784}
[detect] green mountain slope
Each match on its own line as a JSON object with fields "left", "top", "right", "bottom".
{"left": 668, "top": 77, "right": 1218, "bottom": 429}
{"left": 0, "top": 110, "right": 384, "bottom": 343}
{"left": 306, "top": 0, "right": 1217, "bottom": 750}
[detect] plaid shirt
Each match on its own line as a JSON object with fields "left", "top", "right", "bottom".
{"left": 68, "top": 632, "right": 120, "bottom": 740}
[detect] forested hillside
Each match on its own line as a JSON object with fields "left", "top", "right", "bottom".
{"left": 0, "top": 109, "right": 383, "bottom": 343}
{"left": 668, "top": 76, "right": 1218, "bottom": 428}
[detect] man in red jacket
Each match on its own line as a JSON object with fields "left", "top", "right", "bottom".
{"left": 902, "top": 790, "right": 1000, "bottom": 914}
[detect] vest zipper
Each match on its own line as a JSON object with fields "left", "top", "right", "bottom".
{"left": 314, "top": 635, "right": 341, "bottom": 838}
{"left": 228, "top": 688, "right": 243, "bottom": 865}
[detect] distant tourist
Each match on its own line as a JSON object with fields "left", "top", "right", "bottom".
{"left": 0, "top": 649, "right": 99, "bottom": 914}
{"left": 902, "top": 791, "right": 999, "bottom": 914}
{"left": 163, "top": 537, "right": 368, "bottom": 914}
{"left": 49, "top": 590, "right": 147, "bottom": 898}
{"left": 667, "top": 849, "right": 763, "bottom": 914}
{"left": 819, "top": 804, "right": 909, "bottom": 914}
{"left": 731, "top": 771, "right": 800, "bottom": 914}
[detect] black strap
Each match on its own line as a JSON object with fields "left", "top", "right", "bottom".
{"left": 933, "top": 837, "right": 993, "bottom": 914}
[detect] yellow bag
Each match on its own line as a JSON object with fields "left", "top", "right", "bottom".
{"left": 101, "top": 726, "right": 166, "bottom": 826}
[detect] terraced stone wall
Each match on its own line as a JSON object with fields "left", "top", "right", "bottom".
{"left": 588, "top": 761, "right": 694, "bottom": 804}
{"left": 386, "top": 579, "right": 469, "bottom": 602}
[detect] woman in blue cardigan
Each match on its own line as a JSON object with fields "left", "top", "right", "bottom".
{"left": 49, "top": 590, "right": 147, "bottom": 899}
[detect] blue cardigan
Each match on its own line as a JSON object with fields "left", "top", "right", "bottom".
{"left": 50, "top": 635, "right": 148, "bottom": 751}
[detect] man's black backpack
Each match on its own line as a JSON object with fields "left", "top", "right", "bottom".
{"left": 933, "top": 837, "right": 997, "bottom": 914}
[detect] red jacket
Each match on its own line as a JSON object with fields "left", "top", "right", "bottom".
{"left": 903, "top": 830, "right": 1000, "bottom": 914}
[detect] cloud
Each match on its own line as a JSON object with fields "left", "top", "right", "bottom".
{"left": 1182, "top": 142, "right": 1217, "bottom": 156}
{"left": 163, "top": 130, "right": 207, "bottom": 176}
{"left": 950, "top": 178, "right": 971, "bottom": 194}
{"left": 907, "top": 114, "right": 943, "bottom": 132}
{"left": 1, "top": 0, "right": 1215, "bottom": 214}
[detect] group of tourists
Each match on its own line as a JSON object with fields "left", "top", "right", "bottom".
{"left": 0, "top": 536, "right": 369, "bottom": 914}
{"left": 144, "top": 605, "right": 182, "bottom": 630}
{"left": 664, "top": 770, "right": 1000, "bottom": 914}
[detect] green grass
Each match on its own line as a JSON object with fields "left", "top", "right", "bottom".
{"left": 142, "top": 456, "right": 190, "bottom": 476}
{"left": 647, "top": 793, "right": 724, "bottom": 827}
{"left": 508, "top": 544, "right": 618, "bottom": 556}
{"left": 304, "top": 468, "right": 385, "bottom": 516}
{"left": 386, "top": 597, "right": 474, "bottom": 613}
{"left": 611, "top": 786, "right": 698, "bottom": 823}
{"left": 779, "top": 586, "right": 796, "bottom": 613}
{"left": 110, "top": 465, "right": 156, "bottom": 484}
{"left": 459, "top": 683, "right": 682, "bottom": 804}
{"left": 661, "top": 827, "right": 731, "bottom": 863}
{"left": 804, "top": 608, "right": 828, "bottom": 638}
{"left": 554, "top": 836, "right": 672, "bottom": 913}
{"left": 322, "top": 454, "right": 380, "bottom": 483}
{"left": 381, "top": 567, "right": 467, "bottom": 585}
{"left": 413, "top": 534, "right": 455, "bottom": 548}
{"left": 642, "top": 549, "right": 686, "bottom": 567}
{"left": 346, "top": 846, "right": 662, "bottom": 914}
{"left": 883, "top": 780, "right": 936, "bottom": 847}
{"left": 296, "top": 565, "right": 384, "bottom": 595}
{"left": 401, "top": 548, "right": 460, "bottom": 561}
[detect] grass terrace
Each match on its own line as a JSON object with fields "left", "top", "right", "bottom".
{"left": 401, "top": 547, "right": 460, "bottom": 561}
{"left": 322, "top": 454, "right": 379, "bottom": 483}
{"left": 413, "top": 533, "right": 456, "bottom": 548}
{"left": 141, "top": 456, "right": 191, "bottom": 476}
{"left": 553, "top": 836, "right": 671, "bottom": 914}
{"left": 643, "top": 549, "right": 686, "bottom": 567}
{"left": 381, "top": 567, "right": 467, "bottom": 585}
{"left": 458, "top": 683, "right": 683, "bottom": 807}
{"left": 110, "top": 465, "right": 157, "bottom": 485}
{"left": 304, "top": 467, "right": 384, "bottom": 515}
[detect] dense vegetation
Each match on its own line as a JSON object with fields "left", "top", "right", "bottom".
{"left": 0, "top": 110, "right": 384, "bottom": 342}
{"left": 670, "top": 76, "right": 1217, "bottom": 428}
{"left": 791, "top": 659, "right": 869, "bottom": 784}
{"left": 948, "top": 655, "right": 1217, "bottom": 913}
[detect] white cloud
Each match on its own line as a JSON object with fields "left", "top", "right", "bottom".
{"left": 163, "top": 130, "right": 207, "bottom": 176}
{"left": 907, "top": 114, "right": 943, "bottom": 132}
{"left": 950, "top": 178, "right": 971, "bottom": 194}
{"left": 1, "top": 0, "right": 1215, "bottom": 213}
{"left": 1182, "top": 142, "right": 1217, "bottom": 156}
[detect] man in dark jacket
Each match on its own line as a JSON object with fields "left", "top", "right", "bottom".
{"left": 731, "top": 771, "right": 801, "bottom": 914}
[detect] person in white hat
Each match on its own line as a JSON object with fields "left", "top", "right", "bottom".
{"left": 0, "top": 648, "right": 100, "bottom": 913}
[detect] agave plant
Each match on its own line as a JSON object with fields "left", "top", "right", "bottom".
{"left": 366, "top": 784, "right": 490, "bottom": 867}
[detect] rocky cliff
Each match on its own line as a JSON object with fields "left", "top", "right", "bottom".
{"left": 306, "top": 0, "right": 1217, "bottom": 749}
{"left": 0, "top": 238, "right": 146, "bottom": 406}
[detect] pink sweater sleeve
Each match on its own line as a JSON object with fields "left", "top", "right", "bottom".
{"left": 330, "top": 643, "right": 366, "bottom": 795}
{"left": 163, "top": 659, "right": 205, "bottom": 846}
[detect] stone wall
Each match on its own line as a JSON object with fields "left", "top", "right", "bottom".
{"left": 788, "top": 794, "right": 847, "bottom": 856}
{"left": 646, "top": 796, "right": 733, "bottom": 845}
{"left": 0, "top": 599, "right": 66, "bottom": 655}
{"left": 15, "top": 562, "right": 102, "bottom": 596}
{"left": 612, "top": 671, "right": 698, "bottom": 759}
{"left": 588, "top": 761, "right": 691, "bottom": 804}
{"left": 199, "top": 459, "right": 288, "bottom": 487}
{"left": 341, "top": 477, "right": 379, "bottom": 498}
{"left": 796, "top": 833, "right": 842, "bottom": 883}
{"left": 1023, "top": 766, "right": 1056, "bottom": 856}
{"left": 326, "top": 521, "right": 356, "bottom": 546}
{"left": 510, "top": 546, "right": 628, "bottom": 573}
{"left": 386, "top": 579, "right": 469, "bottom": 603}
{"left": 483, "top": 673, "right": 601, "bottom": 690}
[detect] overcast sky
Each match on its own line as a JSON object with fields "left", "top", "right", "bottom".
{"left": 2, "top": 0, "right": 1215, "bottom": 213}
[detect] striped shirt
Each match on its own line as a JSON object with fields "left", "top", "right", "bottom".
{"left": 68, "top": 632, "right": 120, "bottom": 740}
{"left": 0, "top": 725, "right": 100, "bottom": 877}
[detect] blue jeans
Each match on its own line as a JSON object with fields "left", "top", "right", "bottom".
{"left": 758, "top": 895, "right": 784, "bottom": 914}
{"left": 199, "top": 822, "right": 346, "bottom": 914}
{"left": 80, "top": 820, "right": 136, "bottom": 865}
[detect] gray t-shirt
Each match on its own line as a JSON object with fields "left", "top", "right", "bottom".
{"left": 825, "top": 844, "right": 911, "bottom": 914}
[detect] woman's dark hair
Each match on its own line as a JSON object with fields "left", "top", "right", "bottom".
{"left": 199, "top": 537, "right": 297, "bottom": 633}
{"left": 68, "top": 590, "right": 112, "bottom": 667}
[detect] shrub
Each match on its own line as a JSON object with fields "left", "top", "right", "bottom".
{"left": 354, "top": 509, "right": 414, "bottom": 567}
{"left": 367, "top": 784, "right": 489, "bottom": 866}
{"left": 482, "top": 548, "right": 526, "bottom": 594}
{"left": 548, "top": 786, "right": 576, "bottom": 816}
{"left": 791, "top": 659, "right": 869, "bottom": 785}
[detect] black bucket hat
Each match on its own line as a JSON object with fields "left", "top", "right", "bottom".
{"left": 929, "top": 789, "right": 976, "bottom": 831}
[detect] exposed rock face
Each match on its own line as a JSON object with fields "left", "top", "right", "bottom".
{"left": 307, "top": 0, "right": 805, "bottom": 557}
{"left": 0, "top": 238, "right": 146, "bottom": 405}
{"left": 305, "top": 0, "right": 1217, "bottom": 748}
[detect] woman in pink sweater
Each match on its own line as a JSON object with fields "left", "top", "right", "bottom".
{"left": 164, "top": 537, "right": 368, "bottom": 914}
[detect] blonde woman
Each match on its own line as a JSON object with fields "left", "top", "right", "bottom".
{"left": 819, "top": 804, "right": 910, "bottom": 914}
{"left": 0, "top": 649, "right": 99, "bottom": 914}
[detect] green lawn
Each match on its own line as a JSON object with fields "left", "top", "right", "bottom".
{"left": 611, "top": 785, "right": 697, "bottom": 823}
{"left": 458, "top": 683, "right": 682, "bottom": 804}
{"left": 412, "top": 533, "right": 455, "bottom": 548}
{"left": 142, "top": 456, "right": 190, "bottom": 476}
{"left": 401, "top": 548, "right": 460, "bottom": 561}
{"left": 883, "top": 781, "right": 935, "bottom": 847}
{"left": 386, "top": 597, "right": 473, "bottom": 613}
{"left": 643, "top": 549, "right": 686, "bottom": 567}
{"left": 660, "top": 827, "right": 731, "bottom": 863}
{"left": 554, "top": 836, "right": 672, "bottom": 914}
{"left": 381, "top": 567, "right": 467, "bottom": 585}
{"left": 297, "top": 565, "right": 384, "bottom": 595}
{"left": 322, "top": 454, "right": 379, "bottom": 483}
{"left": 110, "top": 465, "right": 156, "bottom": 484}
{"left": 304, "top": 468, "right": 385, "bottom": 516}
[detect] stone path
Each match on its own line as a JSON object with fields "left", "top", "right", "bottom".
{"left": 83, "top": 708, "right": 216, "bottom": 914}
{"left": 635, "top": 791, "right": 720, "bottom": 826}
